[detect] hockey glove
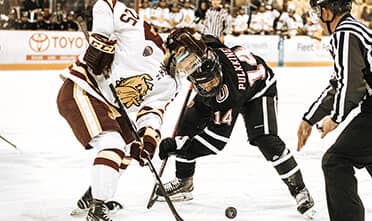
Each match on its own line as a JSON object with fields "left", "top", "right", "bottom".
{"left": 83, "top": 33, "right": 116, "bottom": 76}
{"left": 130, "top": 127, "right": 161, "bottom": 166}
{"left": 158, "top": 136, "right": 189, "bottom": 160}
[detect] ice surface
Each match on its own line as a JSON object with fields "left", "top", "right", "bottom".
{"left": 0, "top": 67, "right": 371, "bottom": 221}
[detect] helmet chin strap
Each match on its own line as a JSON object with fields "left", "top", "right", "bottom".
{"left": 319, "top": 9, "right": 336, "bottom": 34}
{"left": 165, "top": 53, "right": 176, "bottom": 77}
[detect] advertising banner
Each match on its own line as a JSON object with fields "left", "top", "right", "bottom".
{"left": 225, "top": 34, "right": 333, "bottom": 66}
{"left": 0, "top": 30, "right": 88, "bottom": 69}
{"left": 0, "top": 31, "right": 333, "bottom": 70}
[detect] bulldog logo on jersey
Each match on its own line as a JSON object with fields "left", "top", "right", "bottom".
{"left": 115, "top": 74, "right": 154, "bottom": 108}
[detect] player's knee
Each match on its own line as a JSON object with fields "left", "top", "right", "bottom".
{"left": 89, "top": 131, "right": 129, "bottom": 171}
{"left": 94, "top": 148, "right": 126, "bottom": 172}
{"left": 89, "top": 131, "right": 128, "bottom": 152}
{"left": 252, "top": 135, "right": 286, "bottom": 161}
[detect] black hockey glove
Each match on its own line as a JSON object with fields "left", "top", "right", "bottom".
{"left": 158, "top": 138, "right": 177, "bottom": 160}
{"left": 158, "top": 136, "right": 189, "bottom": 160}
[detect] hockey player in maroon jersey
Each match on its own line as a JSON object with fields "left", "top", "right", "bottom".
{"left": 156, "top": 28, "right": 316, "bottom": 218}
{"left": 56, "top": 0, "right": 177, "bottom": 220}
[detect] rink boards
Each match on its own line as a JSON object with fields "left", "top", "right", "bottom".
{"left": 0, "top": 30, "right": 333, "bottom": 70}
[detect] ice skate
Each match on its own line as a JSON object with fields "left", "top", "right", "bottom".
{"left": 295, "top": 187, "right": 316, "bottom": 219}
{"left": 87, "top": 199, "right": 112, "bottom": 221}
{"left": 71, "top": 187, "right": 93, "bottom": 216}
{"left": 105, "top": 200, "right": 123, "bottom": 214}
{"left": 156, "top": 177, "right": 194, "bottom": 202}
{"left": 71, "top": 187, "right": 123, "bottom": 216}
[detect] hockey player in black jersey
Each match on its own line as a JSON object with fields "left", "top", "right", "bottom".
{"left": 156, "top": 28, "right": 316, "bottom": 217}
{"left": 297, "top": 0, "right": 372, "bottom": 221}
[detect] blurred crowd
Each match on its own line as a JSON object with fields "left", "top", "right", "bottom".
{"left": 0, "top": 0, "right": 371, "bottom": 38}
{"left": 0, "top": 0, "right": 90, "bottom": 31}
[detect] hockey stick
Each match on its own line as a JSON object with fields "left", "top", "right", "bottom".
{"left": 77, "top": 18, "right": 184, "bottom": 221}
{"left": 77, "top": 16, "right": 89, "bottom": 40}
{"left": 146, "top": 84, "right": 193, "bottom": 209}
{"left": 0, "top": 134, "right": 17, "bottom": 149}
{"left": 107, "top": 77, "right": 184, "bottom": 221}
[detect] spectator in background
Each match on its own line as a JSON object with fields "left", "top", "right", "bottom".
{"left": 2, "top": 8, "right": 19, "bottom": 29}
{"left": 168, "top": 0, "right": 182, "bottom": 28}
{"left": 22, "top": 0, "right": 43, "bottom": 23}
{"left": 75, "top": 0, "right": 86, "bottom": 18}
{"left": 275, "top": 3, "right": 303, "bottom": 37}
{"left": 63, "top": 10, "right": 78, "bottom": 31}
{"left": 300, "top": 12, "right": 323, "bottom": 40}
{"left": 34, "top": 10, "right": 48, "bottom": 29}
{"left": 55, "top": 2, "right": 64, "bottom": 23}
{"left": 139, "top": 0, "right": 153, "bottom": 24}
{"left": 202, "top": 0, "right": 231, "bottom": 43}
{"left": 177, "top": 0, "right": 195, "bottom": 28}
{"left": 249, "top": 2, "right": 268, "bottom": 34}
{"left": 263, "top": 1, "right": 280, "bottom": 34}
{"left": 18, "top": 10, "right": 35, "bottom": 29}
{"left": 194, "top": 0, "right": 209, "bottom": 31}
{"left": 0, "top": 0, "right": 10, "bottom": 15}
{"left": 290, "top": 0, "right": 310, "bottom": 19}
{"left": 85, "top": 4, "right": 93, "bottom": 31}
{"left": 47, "top": 12, "right": 63, "bottom": 30}
{"left": 22, "top": 0, "right": 38, "bottom": 11}
{"left": 232, "top": 6, "right": 249, "bottom": 35}
{"left": 151, "top": 0, "right": 171, "bottom": 32}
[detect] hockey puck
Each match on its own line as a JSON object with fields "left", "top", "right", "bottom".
{"left": 225, "top": 206, "right": 237, "bottom": 219}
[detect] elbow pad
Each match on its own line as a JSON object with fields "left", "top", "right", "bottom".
{"left": 83, "top": 33, "right": 116, "bottom": 75}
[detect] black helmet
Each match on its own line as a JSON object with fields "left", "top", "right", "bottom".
{"left": 163, "top": 28, "right": 222, "bottom": 97}
{"left": 187, "top": 50, "right": 222, "bottom": 97}
{"left": 309, "top": 0, "right": 351, "bottom": 15}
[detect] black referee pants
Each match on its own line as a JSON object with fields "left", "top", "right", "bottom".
{"left": 322, "top": 112, "right": 372, "bottom": 221}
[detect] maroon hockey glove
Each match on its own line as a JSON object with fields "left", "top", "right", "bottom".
{"left": 130, "top": 141, "right": 146, "bottom": 166}
{"left": 83, "top": 33, "right": 116, "bottom": 76}
{"left": 130, "top": 127, "right": 161, "bottom": 166}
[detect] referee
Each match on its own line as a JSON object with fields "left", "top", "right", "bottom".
{"left": 297, "top": 0, "right": 372, "bottom": 220}
{"left": 202, "top": 0, "right": 231, "bottom": 43}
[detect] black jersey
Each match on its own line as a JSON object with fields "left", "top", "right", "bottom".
{"left": 182, "top": 44, "right": 277, "bottom": 152}
{"left": 303, "top": 15, "right": 372, "bottom": 125}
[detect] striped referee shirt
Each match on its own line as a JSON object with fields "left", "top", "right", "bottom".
{"left": 303, "top": 14, "right": 372, "bottom": 125}
{"left": 202, "top": 7, "right": 232, "bottom": 37}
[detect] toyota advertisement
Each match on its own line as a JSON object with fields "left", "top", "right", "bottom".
{"left": 0, "top": 30, "right": 88, "bottom": 69}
